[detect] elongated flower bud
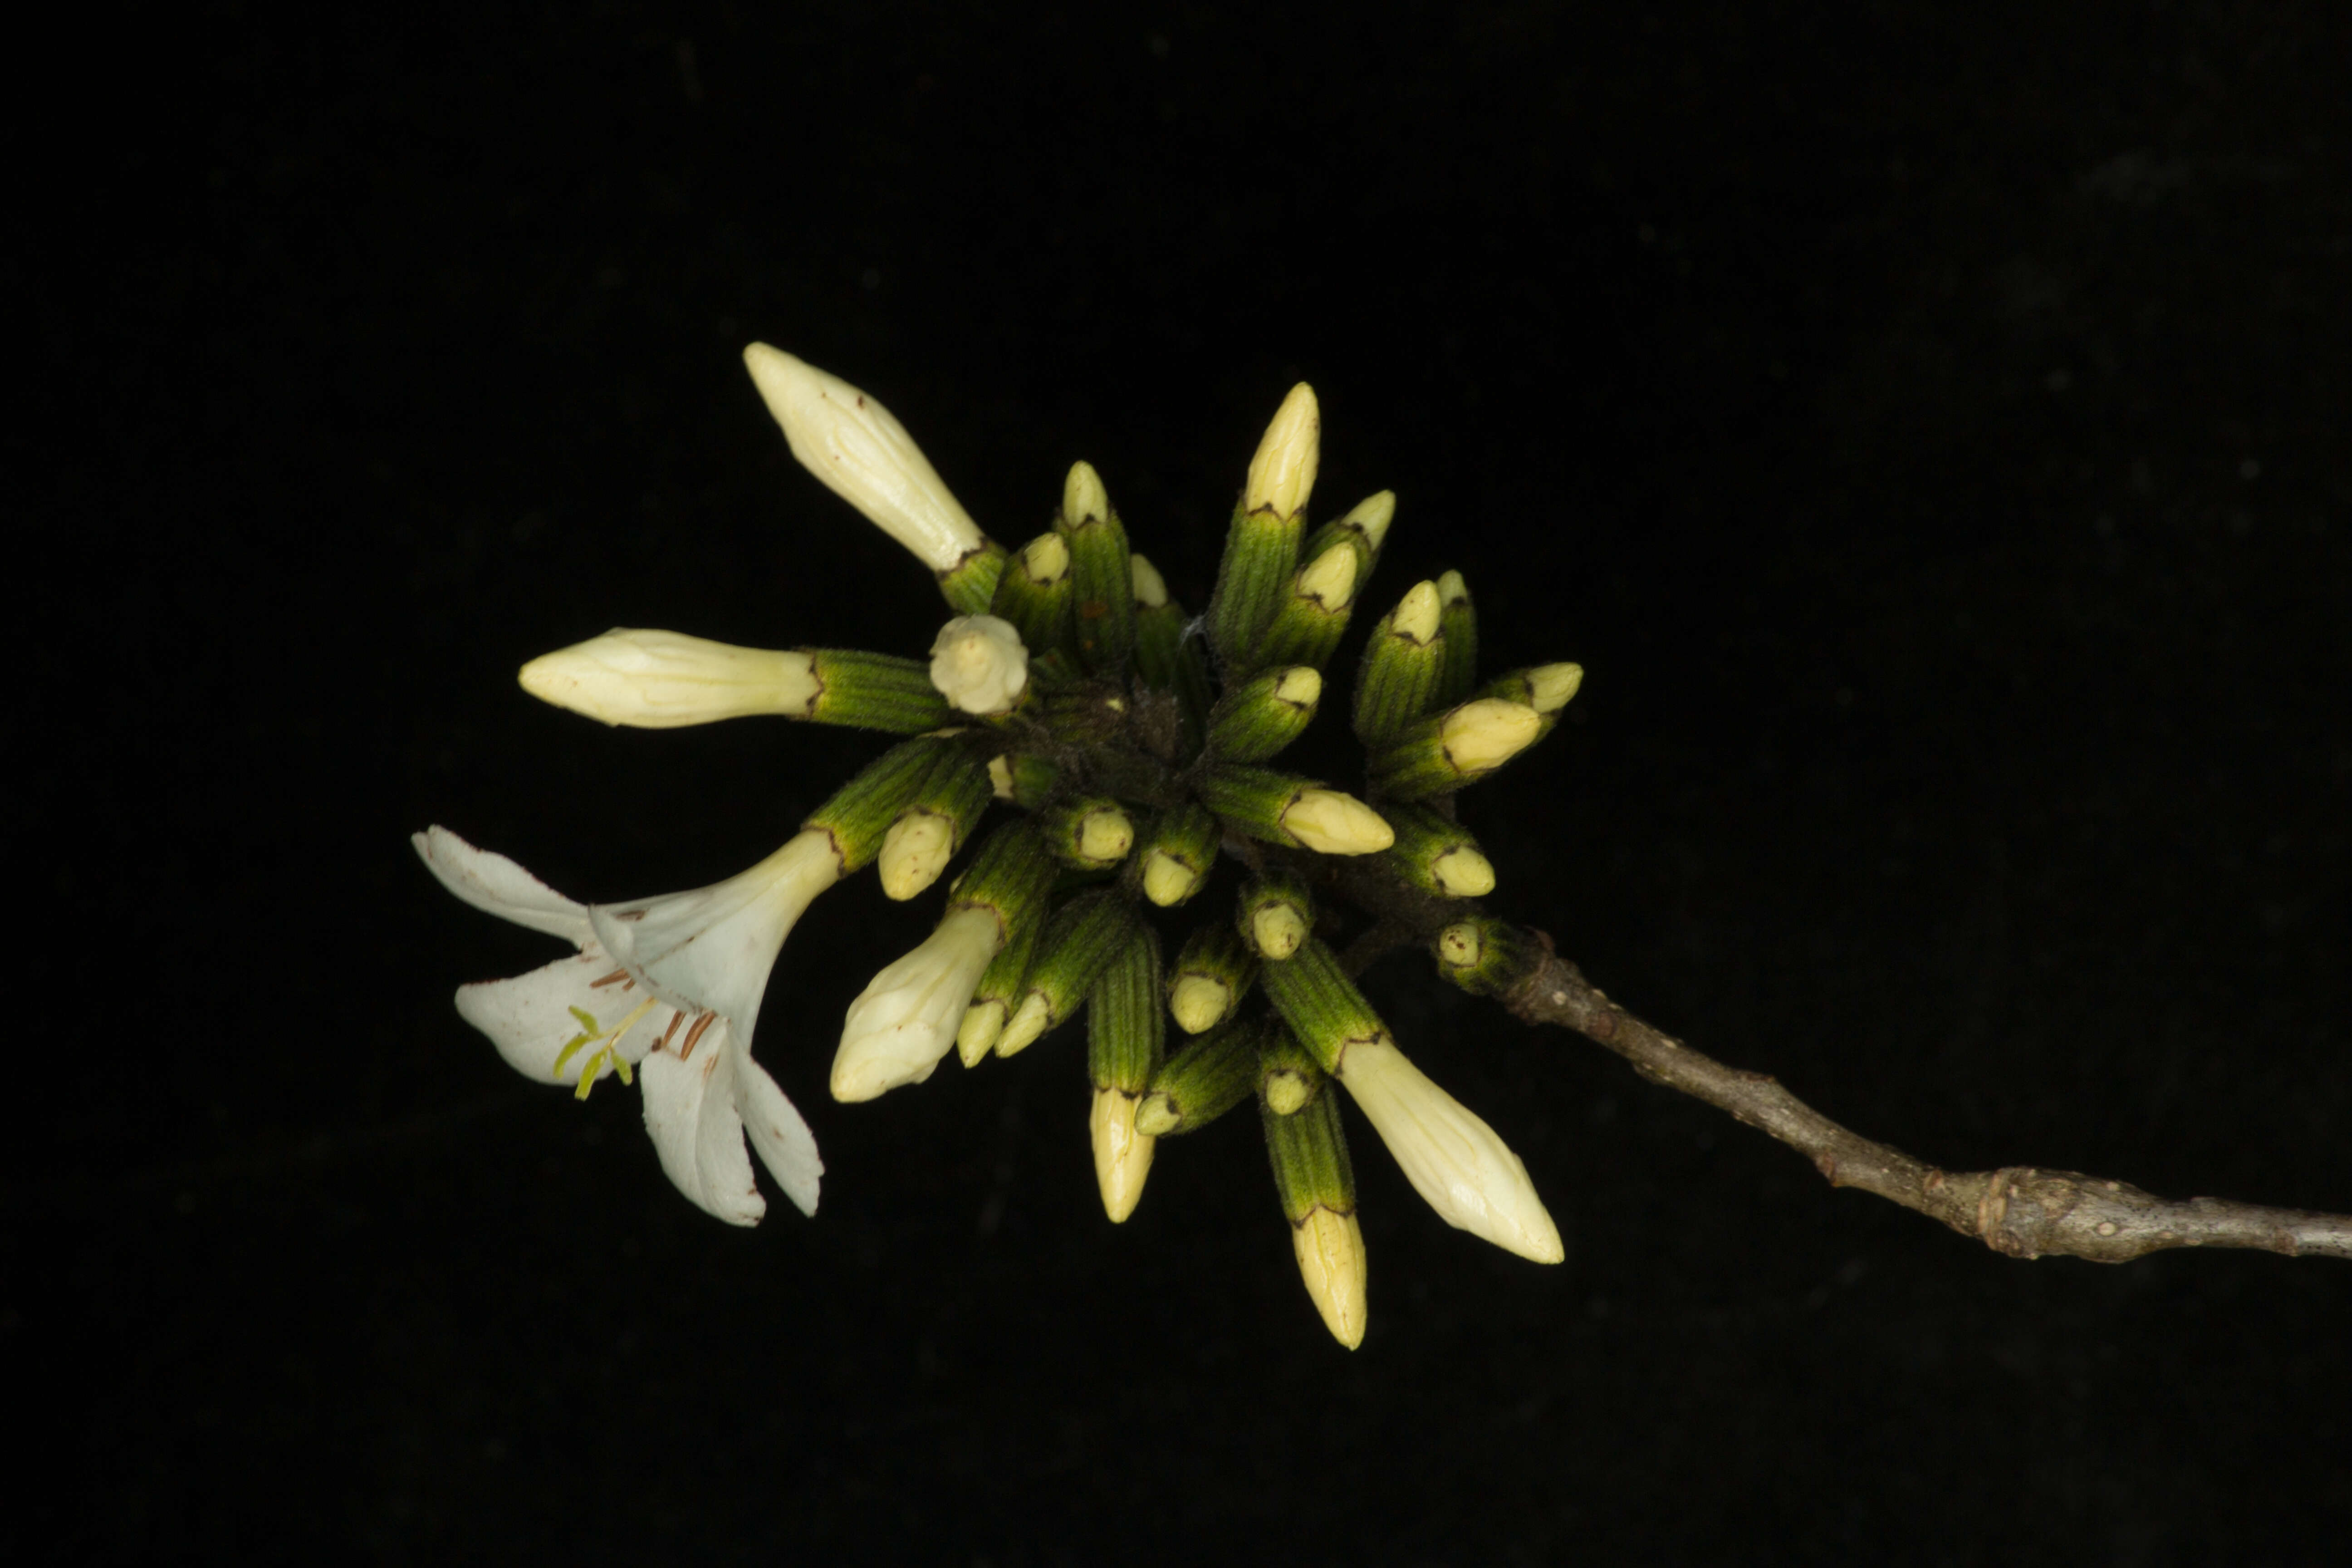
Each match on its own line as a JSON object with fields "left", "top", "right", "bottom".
{"left": 1240, "top": 869, "right": 1313, "bottom": 962}
{"left": 1206, "top": 665, "right": 1322, "bottom": 764}
{"left": 1252, "top": 542, "right": 1357, "bottom": 670}
{"left": 1380, "top": 802, "right": 1497, "bottom": 898}
{"left": 876, "top": 747, "right": 994, "bottom": 899}
{"left": 1256, "top": 1025, "right": 1324, "bottom": 1116}
{"left": 996, "top": 891, "right": 1140, "bottom": 1057}
{"left": 1333, "top": 1038, "right": 1563, "bottom": 1264}
{"left": 1136, "top": 1017, "right": 1262, "bottom": 1136}
{"left": 1434, "top": 570, "right": 1477, "bottom": 706}
{"left": 1261, "top": 1072, "right": 1367, "bottom": 1349}
{"left": 830, "top": 905, "right": 1004, "bottom": 1101}
{"left": 519, "top": 629, "right": 819, "bottom": 728}
{"left": 990, "top": 532, "right": 1075, "bottom": 664}
{"left": 1302, "top": 489, "right": 1395, "bottom": 597}
{"left": 1168, "top": 921, "right": 1257, "bottom": 1034}
{"left": 804, "top": 735, "right": 957, "bottom": 873}
{"left": 1088, "top": 926, "right": 1163, "bottom": 1221}
{"left": 1367, "top": 697, "right": 1545, "bottom": 801}
{"left": 1058, "top": 460, "right": 1137, "bottom": 675}
{"left": 1245, "top": 382, "right": 1321, "bottom": 521}
{"left": 928, "top": 615, "right": 1030, "bottom": 715}
{"left": 1134, "top": 801, "right": 1220, "bottom": 908}
{"left": 742, "top": 344, "right": 991, "bottom": 578}
{"left": 1353, "top": 582, "right": 1445, "bottom": 745}
{"left": 1431, "top": 916, "right": 1534, "bottom": 997}
{"left": 1194, "top": 766, "right": 1393, "bottom": 856}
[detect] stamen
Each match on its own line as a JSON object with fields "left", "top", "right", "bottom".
{"left": 589, "top": 969, "right": 631, "bottom": 988}
{"left": 679, "top": 1011, "right": 720, "bottom": 1061}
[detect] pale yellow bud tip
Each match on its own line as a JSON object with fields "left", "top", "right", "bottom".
{"left": 1391, "top": 582, "right": 1442, "bottom": 647}
{"left": 1263, "top": 1068, "right": 1315, "bottom": 1116}
{"left": 995, "top": 992, "right": 1052, "bottom": 1057}
{"left": 1253, "top": 903, "right": 1308, "bottom": 961}
{"left": 1076, "top": 807, "right": 1134, "bottom": 866}
{"left": 1431, "top": 846, "right": 1497, "bottom": 898}
{"left": 987, "top": 755, "right": 1016, "bottom": 801}
{"left": 1436, "top": 922, "right": 1483, "bottom": 968}
{"left": 1134, "top": 1093, "right": 1182, "bottom": 1138}
{"left": 1141, "top": 850, "right": 1202, "bottom": 908}
{"left": 1063, "top": 460, "right": 1109, "bottom": 529}
{"left": 1169, "top": 974, "right": 1234, "bottom": 1034}
{"left": 1296, "top": 542, "right": 1356, "bottom": 612}
{"left": 956, "top": 999, "right": 1006, "bottom": 1067}
{"left": 1271, "top": 666, "right": 1322, "bottom": 709}
{"left": 1294, "top": 1206, "right": 1368, "bottom": 1349}
{"left": 1436, "top": 569, "right": 1470, "bottom": 608}
{"left": 1528, "top": 662, "right": 1583, "bottom": 713}
{"left": 1020, "top": 530, "right": 1071, "bottom": 584}
{"left": 878, "top": 812, "right": 954, "bottom": 900}
{"left": 1090, "top": 1088, "right": 1157, "bottom": 1223}
{"left": 1441, "top": 699, "right": 1543, "bottom": 774}
{"left": 1340, "top": 490, "right": 1396, "bottom": 554}
{"left": 1130, "top": 552, "right": 1169, "bottom": 609}
{"left": 1245, "top": 382, "right": 1321, "bottom": 519}
{"left": 1283, "top": 789, "right": 1394, "bottom": 856}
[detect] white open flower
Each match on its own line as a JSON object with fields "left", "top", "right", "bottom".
{"left": 742, "top": 343, "right": 987, "bottom": 573}
{"left": 517, "top": 629, "right": 820, "bottom": 728}
{"left": 830, "top": 906, "right": 1003, "bottom": 1102}
{"left": 414, "top": 825, "right": 839, "bottom": 1225}
{"left": 928, "top": 615, "right": 1029, "bottom": 715}
{"left": 1334, "top": 1038, "right": 1563, "bottom": 1263}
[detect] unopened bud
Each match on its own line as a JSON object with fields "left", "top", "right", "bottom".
{"left": 520, "top": 629, "right": 819, "bottom": 728}
{"left": 1244, "top": 382, "right": 1321, "bottom": 519}
{"left": 877, "top": 811, "right": 955, "bottom": 900}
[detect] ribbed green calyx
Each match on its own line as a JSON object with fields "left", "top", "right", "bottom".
{"left": 1258, "top": 936, "right": 1389, "bottom": 1075}
{"left": 1206, "top": 665, "right": 1323, "bottom": 764}
{"left": 1130, "top": 554, "right": 1210, "bottom": 758}
{"left": 1432, "top": 916, "right": 1534, "bottom": 998}
{"left": 1058, "top": 461, "right": 1137, "bottom": 676}
{"left": 1136, "top": 1017, "right": 1263, "bottom": 1136}
{"left": 939, "top": 541, "right": 1009, "bottom": 617}
{"left": 1193, "top": 765, "right": 1330, "bottom": 852}
{"left": 1251, "top": 541, "right": 1358, "bottom": 671}
{"left": 1301, "top": 490, "right": 1394, "bottom": 598}
{"left": 1207, "top": 503, "right": 1303, "bottom": 675}
{"left": 1353, "top": 581, "right": 1445, "bottom": 746}
{"left": 1379, "top": 802, "right": 1495, "bottom": 899}
{"left": 803, "top": 733, "right": 958, "bottom": 871}
{"left": 1088, "top": 925, "right": 1163, "bottom": 1097}
{"left": 991, "top": 531, "right": 1076, "bottom": 665}
{"left": 806, "top": 650, "right": 955, "bottom": 732}
{"left": 998, "top": 890, "right": 1142, "bottom": 1056}
{"left": 1434, "top": 570, "right": 1477, "bottom": 706}
{"left": 1256, "top": 1025, "right": 1325, "bottom": 1116}
{"left": 1261, "top": 1063, "right": 1355, "bottom": 1220}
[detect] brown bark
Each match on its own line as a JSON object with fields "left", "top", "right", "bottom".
{"left": 1506, "top": 942, "right": 2352, "bottom": 1264}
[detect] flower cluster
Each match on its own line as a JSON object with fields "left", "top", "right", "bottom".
{"left": 419, "top": 346, "right": 1583, "bottom": 1346}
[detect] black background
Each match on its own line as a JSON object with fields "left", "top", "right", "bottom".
{"left": 21, "top": 2, "right": 2352, "bottom": 1563}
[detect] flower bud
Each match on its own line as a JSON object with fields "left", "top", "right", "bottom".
{"left": 1333, "top": 1038, "right": 1563, "bottom": 1264}
{"left": 830, "top": 906, "right": 1004, "bottom": 1101}
{"left": 928, "top": 615, "right": 1030, "bottom": 715}
{"left": 520, "top": 629, "right": 820, "bottom": 728}
{"left": 1245, "top": 382, "right": 1321, "bottom": 520}
{"left": 742, "top": 344, "right": 989, "bottom": 574}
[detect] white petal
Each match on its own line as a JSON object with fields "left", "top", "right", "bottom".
{"left": 454, "top": 947, "right": 668, "bottom": 1085}
{"left": 1336, "top": 1039, "right": 1564, "bottom": 1264}
{"left": 736, "top": 1050, "right": 823, "bottom": 1217}
{"left": 927, "top": 615, "right": 1029, "bottom": 715}
{"left": 413, "top": 827, "right": 593, "bottom": 943}
{"left": 588, "top": 830, "right": 843, "bottom": 1041}
{"left": 830, "top": 906, "right": 1002, "bottom": 1101}
{"left": 639, "top": 1019, "right": 764, "bottom": 1227}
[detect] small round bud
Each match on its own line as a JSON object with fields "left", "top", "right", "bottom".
{"left": 928, "top": 615, "right": 1030, "bottom": 715}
